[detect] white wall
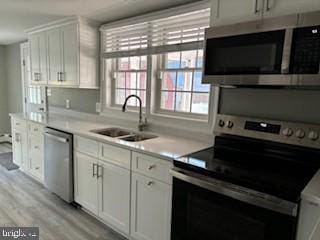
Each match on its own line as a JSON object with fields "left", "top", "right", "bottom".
{"left": 0, "top": 46, "right": 9, "bottom": 134}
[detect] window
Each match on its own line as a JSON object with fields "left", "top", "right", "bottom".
{"left": 159, "top": 50, "right": 210, "bottom": 115}
{"left": 101, "top": 3, "right": 211, "bottom": 119}
{"left": 113, "top": 56, "right": 147, "bottom": 107}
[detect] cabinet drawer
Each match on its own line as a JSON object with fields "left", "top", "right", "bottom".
{"left": 28, "top": 122, "right": 44, "bottom": 136}
{"left": 132, "top": 152, "right": 173, "bottom": 184}
{"left": 12, "top": 118, "right": 27, "bottom": 130}
{"left": 99, "top": 143, "right": 131, "bottom": 169}
{"left": 29, "top": 136, "right": 44, "bottom": 156}
{"left": 74, "top": 136, "right": 99, "bottom": 158}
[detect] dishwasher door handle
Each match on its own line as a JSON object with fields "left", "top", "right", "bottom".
{"left": 44, "top": 132, "right": 69, "bottom": 143}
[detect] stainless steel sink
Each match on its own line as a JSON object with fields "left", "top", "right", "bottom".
{"left": 119, "top": 133, "right": 158, "bottom": 142}
{"left": 91, "top": 127, "right": 158, "bottom": 142}
{"left": 91, "top": 128, "right": 132, "bottom": 138}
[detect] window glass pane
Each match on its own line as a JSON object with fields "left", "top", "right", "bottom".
{"left": 161, "top": 91, "right": 175, "bottom": 111}
{"left": 177, "top": 71, "right": 192, "bottom": 91}
{"left": 116, "top": 72, "right": 126, "bottom": 88}
{"left": 141, "top": 56, "right": 147, "bottom": 70}
{"left": 193, "top": 71, "right": 209, "bottom": 92}
{"left": 137, "top": 90, "right": 146, "bottom": 107}
{"left": 125, "top": 72, "right": 136, "bottom": 89}
{"left": 130, "top": 56, "right": 140, "bottom": 70}
{"left": 175, "top": 92, "right": 191, "bottom": 112}
{"left": 162, "top": 71, "right": 176, "bottom": 91}
{"left": 181, "top": 50, "right": 197, "bottom": 68}
{"left": 192, "top": 93, "right": 209, "bottom": 114}
{"left": 137, "top": 72, "right": 147, "bottom": 89}
{"left": 119, "top": 57, "right": 129, "bottom": 70}
{"left": 126, "top": 89, "right": 137, "bottom": 106}
{"left": 197, "top": 50, "right": 204, "bottom": 68}
{"left": 165, "top": 52, "right": 180, "bottom": 69}
{"left": 115, "top": 89, "right": 126, "bottom": 105}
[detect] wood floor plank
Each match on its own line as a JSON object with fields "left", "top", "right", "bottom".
{"left": 0, "top": 168, "right": 126, "bottom": 240}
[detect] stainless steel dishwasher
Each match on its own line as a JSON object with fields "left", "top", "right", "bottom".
{"left": 44, "top": 127, "right": 73, "bottom": 203}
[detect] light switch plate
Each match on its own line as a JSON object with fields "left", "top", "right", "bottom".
{"left": 66, "top": 99, "right": 70, "bottom": 109}
{"left": 96, "top": 102, "right": 101, "bottom": 113}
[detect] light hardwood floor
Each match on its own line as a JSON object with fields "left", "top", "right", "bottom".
{"left": 0, "top": 146, "right": 125, "bottom": 240}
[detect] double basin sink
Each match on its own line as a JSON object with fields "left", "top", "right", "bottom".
{"left": 91, "top": 128, "right": 158, "bottom": 142}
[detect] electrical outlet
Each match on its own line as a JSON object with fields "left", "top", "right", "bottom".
{"left": 96, "top": 102, "right": 101, "bottom": 113}
{"left": 66, "top": 99, "right": 70, "bottom": 109}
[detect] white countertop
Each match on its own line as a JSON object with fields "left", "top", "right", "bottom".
{"left": 10, "top": 112, "right": 212, "bottom": 160}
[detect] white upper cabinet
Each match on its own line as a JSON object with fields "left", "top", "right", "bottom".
{"left": 60, "top": 23, "right": 79, "bottom": 87}
{"left": 211, "top": 0, "right": 264, "bottom": 26}
{"left": 47, "top": 27, "right": 62, "bottom": 86}
{"left": 262, "top": 0, "right": 320, "bottom": 19}
{"left": 210, "top": 0, "right": 320, "bottom": 27}
{"left": 29, "top": 33, "right": 48, "bottom": 85}
{"left": 26, "top": 16, "right": 99, "bottom": 89}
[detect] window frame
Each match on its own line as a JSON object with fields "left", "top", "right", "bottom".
{"left": 101, "top": 1, "right": 215, "bottom": 123}
{"left": 154, "top": 50, "right": 210, "bottom": 120}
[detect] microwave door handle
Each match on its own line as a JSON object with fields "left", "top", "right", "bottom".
{"left": 281, "top": 28, "right": 294, "bottom": 74}
{"left": 170, "top": 168, "right": 298, "bottom": 217}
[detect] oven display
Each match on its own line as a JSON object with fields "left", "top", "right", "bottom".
{"left": 245, "top": 121, "right": 281, "bottom": 134}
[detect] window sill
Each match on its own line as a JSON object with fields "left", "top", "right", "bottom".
{"left": 151, "top": 111, "right": 209, "bottom": 124}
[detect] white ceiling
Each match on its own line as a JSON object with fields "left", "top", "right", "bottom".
{"left": 0, "top": 0, "right": 201, "bottom": 45}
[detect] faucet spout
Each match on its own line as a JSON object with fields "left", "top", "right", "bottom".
{"left": 122, "top": 94, "right": 147, "bottom": 131}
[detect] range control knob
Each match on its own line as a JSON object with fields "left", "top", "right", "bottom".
{"left": 282, "top": 128, "right": 293, "bottom": 137}
{"left": 308, "top": 131, "right": 319, "bottom": 141}
{"left": 218, "top": 120, "right": 225, "bottom": 127}
{"left": 227, "top": 121, "right": 234, "bottom": 129}
{"left": 295, "top": 129, "right": 306, "bottom": 139}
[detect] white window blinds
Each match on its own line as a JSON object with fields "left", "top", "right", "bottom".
{"left": 101, "top": 6, "right": 210, "bottom": 58}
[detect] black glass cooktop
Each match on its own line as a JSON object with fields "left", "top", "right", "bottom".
{"left": 175, "top": 135, "right": 320, "bottom": 202}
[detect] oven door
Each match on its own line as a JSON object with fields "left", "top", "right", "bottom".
{"left": 170, "top": 168, "right": 298, "bottom": 240}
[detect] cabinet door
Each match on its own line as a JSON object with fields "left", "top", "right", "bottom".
{"left": 29, "top": 33, "right": 48, "bottom": 85}
{"left": 98, "top": 161, "right": 130, "bottom": 234}
{"left": 263, "top": 0, "right": 320, "bottom": 19}
{"left": 74, "top": 152, "right": 99, "bottom": 215}
{"left": 60, "top": 23, "right": 79, "bottom": 87}
{"left": 47, "top": 28, "right": 62, "bottom": 86}
{"left": 12, "top": 129, "right": 28, "bottom": 170}
{"left": 211, "top": 0, "right": 264, "bottom": 26}
{"left": 29, "top": 34, "right": 40, "bottom": 85}
{"left": 12, "top": 130, "right": 23, "bottom": 167}
{"left": 131, "top": 173, "right": 172, "bottom": 240}
{"left": 28, "top": 135, "right": 44, "bottom": 181}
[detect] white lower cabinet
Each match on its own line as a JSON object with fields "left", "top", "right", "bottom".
{"left": 74, "top": 152, "right": 99, "bottom": 215}
{"left": 28, "top": 134, "right": 44, "bottom": 181}
{"left": 98, "top": 161, "right": 130, "bottom": 234}
{"left": 12, "top": 128, "right": 28, "bottom": 171}
{"left": 131, "top": 173, "right": 172, "bottom": 240}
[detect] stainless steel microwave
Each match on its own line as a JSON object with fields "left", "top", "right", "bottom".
{"left": 203, "top": 11, "right": 320, "bottom": 86}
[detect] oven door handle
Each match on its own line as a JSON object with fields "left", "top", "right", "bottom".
{"left": 170, "top": 168, "right": 298, "bottom": 217}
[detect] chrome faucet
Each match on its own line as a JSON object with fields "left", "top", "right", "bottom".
{"left": 122, "top": 95, "right": 147, "bottom": 131}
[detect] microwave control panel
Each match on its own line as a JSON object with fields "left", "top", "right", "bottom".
{"left": 290, "top": 25, "right": 320, "bottom": 74}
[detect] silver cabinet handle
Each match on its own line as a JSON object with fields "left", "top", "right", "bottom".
{"left": 92, "top": 163, "right": 97, "bottom": 177}
{"left": 97, "top": 165, "right": 103, "bottom": 178}
{"left": 254, "top": 0, "right": 260, "bottom": 13}
{"left": 148, "top": 164, "right": 156, "bottom": 170}
{"left": 147, "top": 181, "right": 154, "bottom": 186}
{"left": 60, "top": 72, "right": 64, "bottom": 82}
{"left": 266, "top": 0, "right": 271, "bottom": 11}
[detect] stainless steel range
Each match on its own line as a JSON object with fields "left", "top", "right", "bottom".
{"left": 171, "top": 114, "right": 320, "bottom": 240}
